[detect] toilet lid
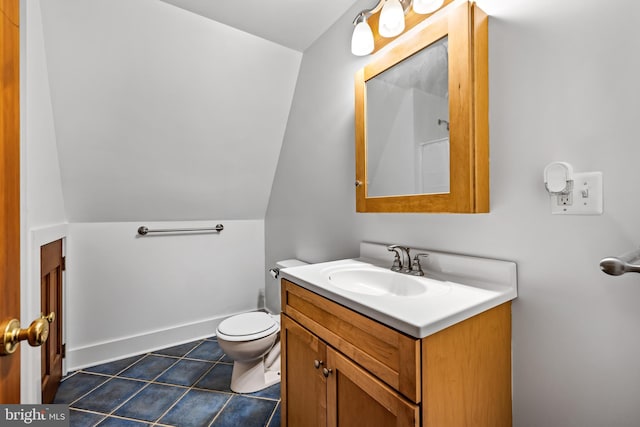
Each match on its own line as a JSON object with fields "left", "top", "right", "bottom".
{"left": 217, "top": 312, "right": 278, "bottom": 337}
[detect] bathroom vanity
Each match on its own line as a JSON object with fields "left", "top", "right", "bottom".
{"left": 279, "top": 243, "right": 517, "bottom": 427}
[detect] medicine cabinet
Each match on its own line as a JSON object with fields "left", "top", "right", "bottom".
{"left": 354, "top": 1, "right": 489, "bottom": 213}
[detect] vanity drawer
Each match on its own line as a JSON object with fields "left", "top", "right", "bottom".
{"left": 281, "top": 279, "right": 421, "bottom": 403}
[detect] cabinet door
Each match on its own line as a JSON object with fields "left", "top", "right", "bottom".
{"left": 327, "top": 348, "right": 419, "bottom": 427}
{"left": 281, "top": 315, "right": 327, "bottom": 427}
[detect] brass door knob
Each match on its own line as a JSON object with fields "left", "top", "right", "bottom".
{"left": 0, "top": 312, "right": 55, "bottom": 356}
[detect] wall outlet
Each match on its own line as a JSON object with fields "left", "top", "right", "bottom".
{"left": 557, "top": 193, "right": 573, "bottom": 206}
{"left": 551, "top": 172, "right": 603, "bottom": 215}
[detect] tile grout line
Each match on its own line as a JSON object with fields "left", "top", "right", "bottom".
{"left": 95, "top": 338, "right": 228, "bottom": 425}
{"left": 149, "top": 353, "right": 224, "bottom": 425}
{"left": 206, "top": 394, "right": 235, "bottom": 427}
{"left": 150, "top": 386, "right": 191, "bottom": 427}
{"left": 65, "top": 341, "right": 199, "bottom": 423}
{"left": 264, "top": 401, "right": 280, "bottom": 427}
{"left": 65, "top": 351, "right": 153, "bottom": 407}
{"left": 99, "top": 339, "right": 205, "bottom": 423}
{"left": 63, "top": 336, "right": 281, "bottom": 426}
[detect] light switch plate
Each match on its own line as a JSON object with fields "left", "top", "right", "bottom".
{"left": 551, "top": 171, "right": 603, "bottom": 215}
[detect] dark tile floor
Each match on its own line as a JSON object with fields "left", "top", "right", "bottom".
{"left": 54, "top": 337, "right": 281, "bottom": 427}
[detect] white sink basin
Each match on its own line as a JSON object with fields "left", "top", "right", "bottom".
{"left": 325, "top": 266, "right": 447, "bottom": 297}
{"left": 279, "top": 244, "right": 518, "bottom": 338}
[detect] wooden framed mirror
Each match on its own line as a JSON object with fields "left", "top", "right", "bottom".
{"left": 354, "top": 1, "right": 488, "bottom": 213}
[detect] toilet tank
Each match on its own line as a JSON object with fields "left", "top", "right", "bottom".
{"left": 266, "top": 259, "right": 308, "bottom": 313}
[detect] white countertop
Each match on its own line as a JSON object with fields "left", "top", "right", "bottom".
{"left": 280, "top": 243, "right": 517, "bottom": 338}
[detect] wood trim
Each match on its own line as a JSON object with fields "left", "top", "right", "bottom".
{"left": 472, "top": 3, "right": 490, "bottom": 212}
{"left": 282, "top": 279, "right": 421, "bottom": 402}
{"left": 422, "top": 302, "right": 512, "bottom": 427}
{"left": 354, "top": 68, "right": 366, "bottom": 212}
{"left": 448, "top": 1, "right": 473, "bottom": 212}
{"left": 327, "top": 348, "right": 419, "bottom": 427}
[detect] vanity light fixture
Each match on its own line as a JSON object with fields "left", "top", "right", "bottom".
{"left": 351, "top": 14, "right": 375, "bottom": 56}
{"left": 350, "top": 0, "right": 445, "bottom": 56}
{"left": 379, "top": 0, "right": 406, "bottom": 37}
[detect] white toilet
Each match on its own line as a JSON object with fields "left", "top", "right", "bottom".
{"left": 215, "top": 259, "right": 307, "bottom": 393}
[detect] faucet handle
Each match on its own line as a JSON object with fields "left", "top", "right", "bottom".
{"left": 409, "top": 253, "right": 430, "bottom": 276}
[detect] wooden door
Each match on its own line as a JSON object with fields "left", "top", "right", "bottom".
{"left": 41, "top": 240, "right": 63, "bottom": 403}
{"left": 0, "top": 0, "right": 21, "bottom": 404}
{"left": 327, "top": 348, "right": 419, "bottom": 427}
{"left": 281, "top": 315, "right": 327, "bottom": 427}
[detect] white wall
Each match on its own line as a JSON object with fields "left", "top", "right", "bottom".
{"left": 263, "top": 12, "right": 363, "bottom": 312}
{"left": 28, "top": 0, "right": 302, "bottom": 374}
{"left": 65, "top": 220, "right": 265, "bottom": 370}
{"left": 265, "top": 0, "right": 640, "bottom": 425}
{"left": 38, "top": 0, "right": 301, "bottom": 222}
{"left": 20, "top": 0, "right": 68, "bottom": 403}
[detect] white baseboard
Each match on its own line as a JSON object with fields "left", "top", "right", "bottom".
{"left": 66, "top": 314, "right": 234, "bottom": 372}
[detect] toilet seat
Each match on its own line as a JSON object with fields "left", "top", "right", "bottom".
{"left": 216, "top": 312, "right": 279, "bottom": 342}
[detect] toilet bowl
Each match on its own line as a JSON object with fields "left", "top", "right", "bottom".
{"left": 216, "top": 311, "right": 281, "bottom": 393}
{"left": 215, "top": 259, "right": 308, "bottom": 393}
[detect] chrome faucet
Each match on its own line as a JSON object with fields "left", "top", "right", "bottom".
{"left": 388, "top": 245, "right": 430, "bottom": 276}
{"left": 387, "top": 245, "right": 411, "bottom": 273}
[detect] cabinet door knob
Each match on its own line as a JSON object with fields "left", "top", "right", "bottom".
{"left": 313, "top": 359, "right": 323, "bottom": 369}
{"left": 322, "top": 367, "right": 333, "bottom": 377}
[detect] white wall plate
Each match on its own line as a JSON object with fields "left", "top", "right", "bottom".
{"left": 551, "top": 171, "right": 603, "bottom": 215}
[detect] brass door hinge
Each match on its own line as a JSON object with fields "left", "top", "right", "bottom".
{"left": 61, "top": 256, "right": 66, "bottom": 271}
{"left": 61, "top": 343, "right": 66, "bottom": 358}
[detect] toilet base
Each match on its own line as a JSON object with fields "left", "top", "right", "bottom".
{"left": 230, "top": 359, "right": 281, "bottom": 393}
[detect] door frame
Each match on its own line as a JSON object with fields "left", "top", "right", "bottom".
{"left": 15, "top": 0, "right": 69, "bottom": 403}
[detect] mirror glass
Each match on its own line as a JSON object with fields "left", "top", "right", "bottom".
{"left": 365, "top": 36, "right": 449, "bottom": 197}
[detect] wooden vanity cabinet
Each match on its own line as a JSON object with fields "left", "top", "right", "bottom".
{"left": 281, "top": 317, "right": 327, "bottom": 427}
{"left": 282, "top": 315, "right": 419, "bottom": 427}
{"left": 281, "top": 279, "right": 512, "bottom": 427}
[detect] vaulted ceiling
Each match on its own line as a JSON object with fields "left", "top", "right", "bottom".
{"left": 159, "top": 0, "right": 361, "bottom": 52}
{"left": 40, "top": 0, "right": 364, "bottom": 222}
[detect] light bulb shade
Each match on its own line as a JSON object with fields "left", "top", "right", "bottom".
{"left": 412, "top": 0, "right": 445, "bottom": 14}
{"left": 351, "top": 20, "right": 374, "bottom": 56}
{"left": 379, "top": 0, "right": 405, "bottom": 38}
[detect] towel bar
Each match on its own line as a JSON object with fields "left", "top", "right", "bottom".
{"left": 137, "top": 224, "right": 224, "bottom": 236}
